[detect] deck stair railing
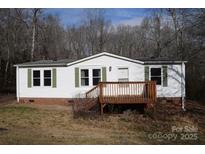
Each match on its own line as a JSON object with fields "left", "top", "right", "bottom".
{"left": 72, "top": 85, "right": 100, "bottom": 113}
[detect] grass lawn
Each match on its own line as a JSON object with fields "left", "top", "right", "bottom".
{"left": 0, "top": 96, "right": 205, "bottom": 144}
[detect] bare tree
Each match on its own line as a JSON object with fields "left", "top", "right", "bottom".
{"left": 83, "top": 9, "right": 111, "bottom": 54}
{"left": 30, "top": 9, "right": 41, "bottom": 61}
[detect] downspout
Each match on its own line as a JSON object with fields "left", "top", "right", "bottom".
{"left": 181, "top": 62, "right": 185, "bottom": 111}
{"left": 16, "top": 66, "right": 20, "bottom": 102}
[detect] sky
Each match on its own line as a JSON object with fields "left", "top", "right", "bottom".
{"left": 44, "top": 8, "right": 151, "bottom": 27}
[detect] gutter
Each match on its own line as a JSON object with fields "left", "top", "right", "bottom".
{"left": 14, "top": 63, "right": 67, "bottom": 67}
{"left": 143, "top": 61, "right": 188, "bottom": 65}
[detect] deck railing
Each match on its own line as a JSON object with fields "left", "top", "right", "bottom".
{"left": 84, "top": 81, "right": 156, "bottom": 114}
{"left": 73, "top": 85, "right": 100, "bottom": 113}
{"left": 85, "top": 81, "right": 156, "bottom": 105}
{"left": 98, "top": 81, "right": 156, "bottom": 104}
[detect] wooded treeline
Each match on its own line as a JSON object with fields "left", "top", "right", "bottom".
{"left": 0, "top": 8, "right": 204, "bottom": 102}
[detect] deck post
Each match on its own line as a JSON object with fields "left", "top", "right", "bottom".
{"left": 154, "top": 81, "right": 157, "bottom": 103}
{"left": 99, "top": 83, "right": 103, "bottom": 115}
{"left": 100, "top": 103, "right": 103, "bottom": 115}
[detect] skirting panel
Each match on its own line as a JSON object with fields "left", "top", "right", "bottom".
{"left": 19, "top": 97, "right": 74, "bottom": 105}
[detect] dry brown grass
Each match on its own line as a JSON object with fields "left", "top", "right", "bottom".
{"left": 0, "top": 97, "right": 204, "bottom": 144}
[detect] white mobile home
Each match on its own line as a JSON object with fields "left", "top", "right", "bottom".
{"left": 14, "top": 52, "right": 186, "bottom": 109}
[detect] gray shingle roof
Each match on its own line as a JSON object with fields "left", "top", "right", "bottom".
{"left": 14, "top": 59, "right": 77, "bottom": 67}
{"left": 14, "top": 52, "right": 187, "bottom": 67}
{"left": 136, "top": 57, "right": 187, "bottom": 64}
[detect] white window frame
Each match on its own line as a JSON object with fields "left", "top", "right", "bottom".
{"left": 150, "top": 66, "right": 162, "bottom": 86}
{"left": 79, "top": 67, "right": 103, "bottom": 87}
{"left": 43, "top": 69, "right": 52, "bottom": 87}
{"left": 92, "top": 69, "right": 101, "bottom": 86}
{"left": 117, "top": 67, "right": 129, "bottom": 82}
{"left": 32, "top": 70, "right": 41, "bottom": 87}
{"left": 80, "top": 69, "right": 90, "bottom": 87}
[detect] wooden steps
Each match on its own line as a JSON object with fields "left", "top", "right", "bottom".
{"left": 72, "top": 98, "right": 99, "bottom": 113}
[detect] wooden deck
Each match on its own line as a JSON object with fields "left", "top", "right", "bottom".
{"left": 86, "top": 81, "right": 157, "bottom": 114}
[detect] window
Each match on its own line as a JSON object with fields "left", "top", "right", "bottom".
{"left": 44, "top": 70, "right": 51, "bottom": 86}
{"left": 93, "top": 69, "right": 101, "bottom": 85}
{"left": 118, "top": 68, "right": 129, "bottom": 82}
{"left": 33, "top": 70, "right": 40, "bottom": 86}
{"left": 81, "top": 69, "right": 89, "bottom": 86}
{"left": 151, "top": 68, "right": 161, "bottom": 85}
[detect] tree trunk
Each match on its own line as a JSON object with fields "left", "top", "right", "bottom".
{"left": 168, "top": 9, "right": 179, "bottom": 57}
{"left": 30, "top": 9, "right": 40, "bottom": 61}
{"left": 0, "top": 57, "right": 1, "bottom": 71}
{"left": 4, "top": 44, "right": 10, "bottom": 88}
{"left": 31, "top": 23, "right": 36, "bottom": 61}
